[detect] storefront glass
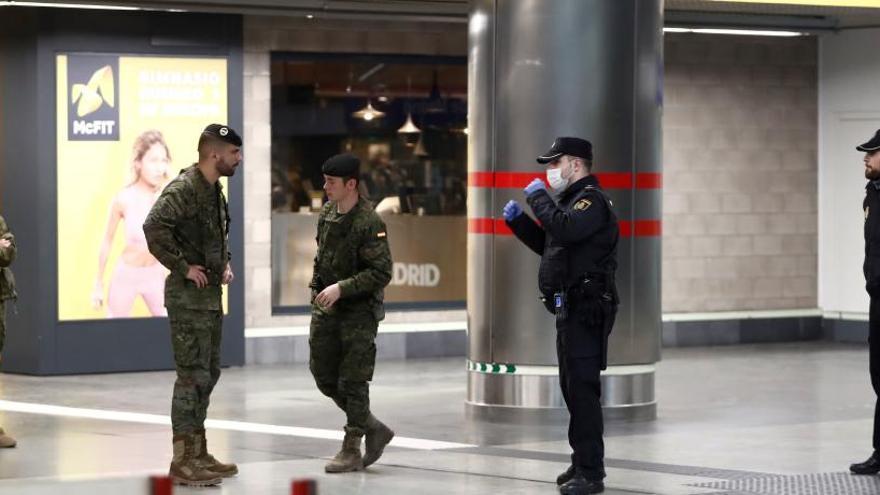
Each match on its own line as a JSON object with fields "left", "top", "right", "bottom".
{"left": 270, "top": 53, "right": 467, "bottom": 312}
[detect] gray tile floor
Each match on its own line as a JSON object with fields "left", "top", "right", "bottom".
{"left": 0, "top": 342, "right": 878, "bottom": 494}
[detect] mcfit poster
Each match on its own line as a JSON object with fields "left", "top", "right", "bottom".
{"left": 56, "top": 54, "right": 228, "bottom": 321}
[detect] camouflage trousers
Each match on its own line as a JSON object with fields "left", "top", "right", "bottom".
{"left": 169, "top": 308, "right": 223, "bottom": 435}
{"left": 309, "top": 306, "right": 378, "bottom": 435}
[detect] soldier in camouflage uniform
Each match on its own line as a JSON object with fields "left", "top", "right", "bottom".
{"left": 143, "top": 124, "right": 242, "bottom": 487}
{"left": 310, "top": 153, "right": 395, "bottom": 473}
{"left": 0, "top": 214, "right": 17, "bottom": 448}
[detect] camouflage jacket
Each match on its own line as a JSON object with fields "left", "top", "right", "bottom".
{"left": 309, "top": 197, "right": 392, "bottom": 318}
{"left": 143, "top": 165, "right": 230, "bottom": 310}
{"left": 0, "top": 215, "right": 16, "bottom": 301}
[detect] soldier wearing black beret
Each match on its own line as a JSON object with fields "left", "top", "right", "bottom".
{"left": 144, "top": 123, "right": 242, "bottom": 486}
{"left": 200, "top": 123, "right": 243, "bottom": 148}
{"left": 852, "top": 129, "right": 880, "bottom": 476}
{"left": 321, "top": 153, "right": 360, "bottom": 178}
{"left": 503, "top": 137, "right": 619, "bottom": 495}
{"left": 309, "top": 153, "right": 395, "bottom": 474}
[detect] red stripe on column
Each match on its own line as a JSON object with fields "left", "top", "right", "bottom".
{"left": 594, "top": 173, "right": 633, "bottom": 188}
{"left": 495, "top": 172, "right": 543, "bottom": 188}
{"left": 634, "top": 219, "right": 662, "bottom": 236}
{"left": 468, "top": 218, "right": 511, "bottom": 235}
{"left": 618, "top": 220, "right": 662, "bottom": 237}
{"left": 468, "top": 171, "right": 495, "bottom": 188}
{"left": 468, "top": 218, "right": 494, "bottom": 234}
{"left": 468, "top": 171, "right": 661, "bottom": 190}
{"left": 635, "top": 173, "right": 662, "bottom": 189}
{"left": 470, "top": 218, "right": 660, "bottom": 237}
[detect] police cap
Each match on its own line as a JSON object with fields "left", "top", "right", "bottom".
{"left": 537, "top": 137, "right": 593, "bottom": 164}
{"left": 857, "top": 129, "right": 880, "bottom": 153}
{"left": 322, "top": 153, "right": 360, "bottom": 178}
{"left": 202, "top": 123, "right": 242, "bottom": 147}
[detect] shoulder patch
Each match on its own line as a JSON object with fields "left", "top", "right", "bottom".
{"left": 574, "top": 198, "right": 593, "bottom": 211}
{"left": 377, "top": 231, "right": 387, "bottom": 238}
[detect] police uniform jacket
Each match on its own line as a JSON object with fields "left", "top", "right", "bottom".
{"left": 865, "top": 181, "right": 880, "bottom": 296}
{"left": 507, "top": 175, "right": 618, "bottom": 298}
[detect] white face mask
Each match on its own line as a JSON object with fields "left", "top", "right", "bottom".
{"left": 546, "top": 160, "right": 573, "bottom": 190}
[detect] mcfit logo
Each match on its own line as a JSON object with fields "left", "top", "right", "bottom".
{"left": 72, "top": 66, "right": 114, "bottom": 117}
{"left": 67, "top": 54, "right": 119, "bottom": 141}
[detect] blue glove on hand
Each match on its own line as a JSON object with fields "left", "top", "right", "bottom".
{"left": 524, "top": 178, "right": 547, "bottom": 197}
{"left": 502, "top": 200, "right": 523, "bottom": 222}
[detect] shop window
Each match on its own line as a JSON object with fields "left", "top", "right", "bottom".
{"left": 270, "top": 53, "right": 467, "bottom": 313}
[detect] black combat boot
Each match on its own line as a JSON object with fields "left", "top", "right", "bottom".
{"left": 557, "top": 464, "right": 576, "bottom": 485}
{"left": 559, "top": 469, "right": 604, "bottom": 494}
{"left": 850, "top": 452, "right": 880, "bottom": 475}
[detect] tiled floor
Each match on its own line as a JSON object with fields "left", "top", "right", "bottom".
{"left": 0, "top": 342, "right": 879, "bottom": 494}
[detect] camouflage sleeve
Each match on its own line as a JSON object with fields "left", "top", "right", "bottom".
{"left": 337, "top": 214, "right": 392, "bottom": 298}
{"left": 309, "top": 204, "right": 331, "bottom": 291}
{"left": 0, "top": 215, "right": 15, "bottom": 268}
{"left": 143, "top": 181, "right": 190, "bottom": 277}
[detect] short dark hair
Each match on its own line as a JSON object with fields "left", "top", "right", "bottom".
{"left": 570, "top": 156, "right": 593, "bottom": 173}
{"left": 342, "top": 174, "right": 359, "bottom": 187}
{"left": 197, "top": 132, "right": 223, "bottom": 157}
{"left": 324, "top": 173, "right": 359, "bottom": 187}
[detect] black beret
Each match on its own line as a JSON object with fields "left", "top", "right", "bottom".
{"left": 537, "top": 136, "right": 593, "bottom": 163}
{"left": 322, "top": 153, "right": 360, "bottom": 178}
{"left": 857, "top": 129, "right": 880, "bottom": 152}
{"left": 202, "top": 123, "right": 242, "bottom": 147}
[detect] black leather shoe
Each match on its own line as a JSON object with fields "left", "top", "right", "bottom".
{"left": 556, "top": 465, "right": 576, "bottom": 485}
{"left": 850, "top": 453, "right": 880, "bottom": 475}
{"left": 559, "top": 473, "right": 604, "bottom": 494}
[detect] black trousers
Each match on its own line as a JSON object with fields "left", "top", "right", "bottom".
{"left": 870, "top": 296, "right": 880, "bottom": 452}
{"left": 555, "top": 304, "right": 605, "bottom": 481}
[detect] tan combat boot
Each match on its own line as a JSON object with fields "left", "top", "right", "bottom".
{"left": 325, "top": 430, "right": 364, "bottom": 473}
{"left": 168, "top": 434, "right": 223, "bottom": 487}
{"left": 195, "top": 429, "right": 238, "bottom": 477}
{"left": 0, "top": 427, "right": 16, "bottom": 448}
{"left": 363, "top": 414, "right": 394, "bottom": 467}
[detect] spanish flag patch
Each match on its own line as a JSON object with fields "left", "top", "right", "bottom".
{"left": 573, "top": 199, "right": 592, "bottom": 211}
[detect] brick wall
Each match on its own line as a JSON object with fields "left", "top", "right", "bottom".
{"left": 662, "top": 34, "right": 818, "bottom": 313}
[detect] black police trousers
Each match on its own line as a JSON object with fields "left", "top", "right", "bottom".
{"left": 555, "top": 301, "right": 605, "bottom": 481}
{"left": 870, "top": 296, "right": 880, "bottom": 452}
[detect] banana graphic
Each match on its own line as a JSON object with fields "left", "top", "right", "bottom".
{"left": 71, "top": 65, "right": 115, "bottom": 117}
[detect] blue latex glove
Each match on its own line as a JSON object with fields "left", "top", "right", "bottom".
{"left": 524, "top": 178, "right": 546, "bottom": 197}
{"left": 502, "top": 200, "right": 523, "bottom": 222}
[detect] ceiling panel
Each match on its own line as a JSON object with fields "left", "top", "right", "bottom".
{"left": 12, "top": 0, "right": 880, "bottom": 29}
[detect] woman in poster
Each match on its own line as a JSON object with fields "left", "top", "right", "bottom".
{"left": 91, "top": 129, "right": 171, "bottom": 318}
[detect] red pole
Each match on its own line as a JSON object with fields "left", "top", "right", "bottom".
{"left": 291, "top": 479, "right": 317, "bottom": 495}
{"left": 151, "top": 475, "right": 173, "bottom": 495}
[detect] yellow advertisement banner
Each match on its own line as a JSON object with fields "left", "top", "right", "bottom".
{"left": 57, "top": 54, "right": 228, "bottom": 321}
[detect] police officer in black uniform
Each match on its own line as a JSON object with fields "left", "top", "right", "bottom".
{"left": 852, "top": 129, "right": 880, "bottom": 476}
{"left": 502, "top": 137, "right": 619, "bottom": 495}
